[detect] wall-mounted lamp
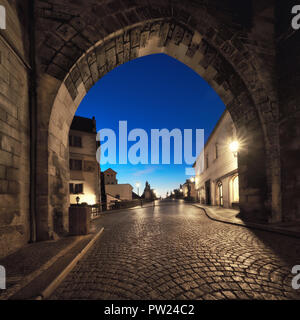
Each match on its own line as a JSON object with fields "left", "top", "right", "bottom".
{"left": 229, "top": 141, "right": 239, "bottom": 157}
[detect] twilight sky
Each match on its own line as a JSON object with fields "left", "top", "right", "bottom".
{"left": 76, "top": 53, "right": 225, "bottom": 197}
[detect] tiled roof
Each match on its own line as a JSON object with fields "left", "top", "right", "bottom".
{"left": 70, "top": 116, "right": 96, "bottom": 133}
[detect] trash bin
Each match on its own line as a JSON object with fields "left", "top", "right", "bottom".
{"left": 69, "top": 206, "right": 91, "bottom": 235}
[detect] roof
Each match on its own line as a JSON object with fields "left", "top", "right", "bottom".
{"left": 204, "top": 109, "right": 228, "bottom": 149}
{"left": 193, "top": 109, "right": 229, "bottom": 166}
{"left": 70, "top": 116, "right": 96, "bottom": 134}
{"left": 104, "top": 168, "right": 117, "bottom": 174}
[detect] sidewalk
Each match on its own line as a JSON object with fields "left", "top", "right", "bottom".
{"left": 194, "top": 204, "right": 300, "bottom": 238}
{"left": 0, "top": 204, "right": 155, "bottom": 300}
{"left": 0, "top": 218, "right": 104, "bottom": 300}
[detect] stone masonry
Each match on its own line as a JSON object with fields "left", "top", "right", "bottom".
{"left": 0, "top": 0, "right": 299, "bottom": 256}
{"left": 0, "top": 0, "right": 30, "bottom": 258}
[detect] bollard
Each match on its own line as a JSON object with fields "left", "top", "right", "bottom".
{"left": 69, "top": 206, "right": 91, "bottom": 236}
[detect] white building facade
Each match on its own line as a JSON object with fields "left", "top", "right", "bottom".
{"left": 105, "top": 184, "right": 133, "bottom": 201}
{"left": 69, "top": 116, "right": 101, "bottom": 206}
{"left": 194, "top": 111, "right": 239, "bottom": 209}
{"left": 103, "top": 168, "right": 133, "bottom": 202}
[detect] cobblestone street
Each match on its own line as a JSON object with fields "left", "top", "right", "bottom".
{"left": 50, "top": 201, "right": 300, "bottom": 300}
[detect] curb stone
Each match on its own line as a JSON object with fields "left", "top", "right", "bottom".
{"left": 35, "top": 227, "right": 104, "bottom": 300}
{"left": 194, "top": 204, "right": 300, "bottom": 239}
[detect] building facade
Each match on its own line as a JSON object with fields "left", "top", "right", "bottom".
{"left": 105, "top": 184, "right": 133, "bottom": 201}
{"left": 194, "top": 111, "right": 239, "bottom": 209}
{"left": 182, "top": 179, "right": 196, "bottom": 200}
{"left": 69, "top": 116, "right": 101, "bottom": 206}
{"left": 103, "top": 168, "right": 133, "bottom": 202}
{"left": 103, "top": 168, "right": 118, "bottom": 185}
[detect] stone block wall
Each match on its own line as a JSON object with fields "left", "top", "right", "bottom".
{"left": 33, "top": 0, "right": 285, "bottom": 240}
{"left": 0, "top": 0, "right": 30, "bottom": 258}
{"left": 277, "top": 1, "right": 300, "bottom": 221}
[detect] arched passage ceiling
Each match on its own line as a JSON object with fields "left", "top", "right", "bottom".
{"left": 50, "top": 20, "right": 258, "bottom": 132}
{"left": 35, "top": 0, "right": 277, "bottom": 138}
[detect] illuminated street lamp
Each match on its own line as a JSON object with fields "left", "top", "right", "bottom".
{"left": 190, "top": 177, "right": 195, "bottom": 183}
{"left": 153, "top": 189, "right": 157, "bottom": 199}
{"left": 229, "top": 141, "right": 239, "bottom": 157}
{"left": 136, "top": 182, "right": 140, "bottom": 196}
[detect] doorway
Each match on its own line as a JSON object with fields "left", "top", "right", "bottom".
{"left": 205, "top": 180, "right": 211, "bottom": 205}
{"left": 217, "top": 181, "right": 224, "bottom": 207}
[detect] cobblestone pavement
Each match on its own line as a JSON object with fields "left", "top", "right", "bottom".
{"left": 50, "top": 201, "right": 300, "bottom": 300}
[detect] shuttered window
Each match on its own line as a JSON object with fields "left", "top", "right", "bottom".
{"left": 69, "top": 159, "right": 82, "bottom": 171}
{"left": 69, "top": 135, "right": 82, "bottom": 147}
{"left": 69, "top": 183, "right": 84, "bottom": 194}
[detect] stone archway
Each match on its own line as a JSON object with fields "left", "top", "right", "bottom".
{"left": 34, "top": 1, "right": 281, "bottom": 240}
{"left": 3, "top": 0, "right": 300, "bottom": 258}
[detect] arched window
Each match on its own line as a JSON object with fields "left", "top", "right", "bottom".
{"left": 232, "top": 175, "right": 239, "bottom": 202}
{"left": 217, "top": 181, "right": 223, "bottom": 207}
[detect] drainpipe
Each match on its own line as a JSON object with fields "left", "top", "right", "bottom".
{"left": 28, "top": 0, "right": 37, "bottom": 243}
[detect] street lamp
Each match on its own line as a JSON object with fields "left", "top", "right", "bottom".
{"left": 190, "top": 177, "right": 195, "bottom": 183}
{"left": 229, "top": 141, "right": 239, "bottom": 157}
{"left": 153, "top": 189, "right": 157, "bottom": 199}
{"left": 136, "top": 182, "right": 140, "bottom": 196}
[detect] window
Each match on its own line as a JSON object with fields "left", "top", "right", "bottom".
{"left": 206, "top": 154, "right": 209, "bottom": 169}
{"left": 70, "top": 159, "right": 83, "bottom": 171}
{"left": 69, "top": 183, "right": 84, "bottom": 194}
{"left": 69, "top": 135, "right": 82, "bottom": 148}
{"left": 215, "top": 143, "right": 218, "bottom": 159}
{"left": 75, "top": 184, "right": 83, "bottom": 194}
{"left": 232, "top": 175, "right": 239, "bottom": 202}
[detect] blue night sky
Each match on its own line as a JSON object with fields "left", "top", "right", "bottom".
{"left": 76, "top": 53, "right": 225, "bottom": 197}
